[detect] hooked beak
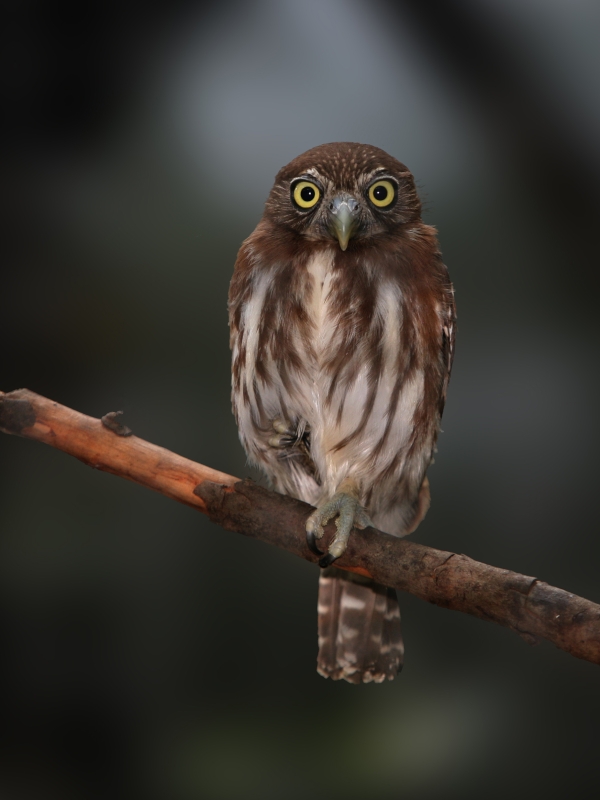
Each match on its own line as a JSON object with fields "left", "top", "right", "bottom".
{"left": 328, "top": 195, "right": 359, "bottom": 251}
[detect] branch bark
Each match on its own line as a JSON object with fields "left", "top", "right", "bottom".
{"left": 1, "top": 388, "right": 599, "bottom": 667}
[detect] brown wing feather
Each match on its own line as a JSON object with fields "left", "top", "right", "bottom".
{"left": 440, "top": 281, "right": 457, "bottom": 415}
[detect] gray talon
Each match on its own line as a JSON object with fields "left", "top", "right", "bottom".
{"left": 319, "top": 553, "right": 338, "bottom": 568}
{"left": 306, "top": 487, "right": 370, "bottom": 563}
{"left": 307, "top": 529, "right": 324, "bottom": 555}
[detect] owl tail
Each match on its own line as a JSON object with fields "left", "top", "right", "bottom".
{"left": 317, "top": 566, "right": 403, "bottom": 683}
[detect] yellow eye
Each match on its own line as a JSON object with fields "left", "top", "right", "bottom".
{"left": 292, "top": 180, "right": 321, "bottom": 209}
{"left": 368, "top": 179, "right": 396, "bottom": 208}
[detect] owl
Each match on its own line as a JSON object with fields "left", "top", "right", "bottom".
{"left": 228, "top": 143, "right": 455, "bottom": 683}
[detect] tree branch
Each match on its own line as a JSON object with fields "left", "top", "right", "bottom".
{"left": 1, "top": 388, "right": 599, "bottom": 667}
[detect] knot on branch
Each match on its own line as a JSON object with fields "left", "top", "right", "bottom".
{"left": 0, "top": 394, "right": 37, "bottom": 435}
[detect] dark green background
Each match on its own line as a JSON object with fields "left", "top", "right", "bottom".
{"left": 2, "top": 2, "right": 599, "bottom": 797}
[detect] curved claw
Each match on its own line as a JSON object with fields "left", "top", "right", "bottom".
{"left": 307, "top": 529, "right": 325, "bottom": 555}
{"left": 307, "top": 487, "right": 369, "bottom": 566}
{"left": 319, "top": 552, "right": 338, "bottom": 568}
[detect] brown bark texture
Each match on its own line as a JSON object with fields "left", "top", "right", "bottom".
{"left": 1, "top": 388, "right": 599, "bottom": 667}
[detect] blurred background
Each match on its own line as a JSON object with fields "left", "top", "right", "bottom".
{"left": 2, "top": 0, "right": 600, "bottom": 797}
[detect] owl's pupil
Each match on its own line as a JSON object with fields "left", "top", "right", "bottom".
{"left": 373, "top": 185, "right": 388, "bottom": 201}
{"left": 300, "top": 186, "right": 315, "bottom": 202}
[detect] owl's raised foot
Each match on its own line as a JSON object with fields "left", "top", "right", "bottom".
{"left": 306, "top": 486, "right": 371, "bottom": 567}
{"left": 267, "top": 417, "right": 294, "bottom": 449}
{"left": 268, "top": 418, "right": 312, "bottom": 464}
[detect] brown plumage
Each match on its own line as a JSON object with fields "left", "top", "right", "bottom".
{"left": 229, "top": 142, "right": 455, "bottom": 682}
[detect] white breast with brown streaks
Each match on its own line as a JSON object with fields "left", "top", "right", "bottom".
{"left": 300, "top": 251, "right": 425, "bottom": 500}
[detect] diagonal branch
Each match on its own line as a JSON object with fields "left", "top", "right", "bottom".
{"left": 1, "top": 388, "right": 599, "bottom": 667}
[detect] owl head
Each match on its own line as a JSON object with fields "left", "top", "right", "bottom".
{"left": 263, "top": 142, "right": 422, "bottom": 250}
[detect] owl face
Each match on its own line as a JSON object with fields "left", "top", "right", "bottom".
{"left": 263, "top": 142, "right": 422, "bottom": 250}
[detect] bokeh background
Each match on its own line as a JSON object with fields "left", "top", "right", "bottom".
{"left": 2, "top": 1, "right": 600, "bottom": 797}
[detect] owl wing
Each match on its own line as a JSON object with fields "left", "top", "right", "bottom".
{"left": 439, "top": 282, "right": 457, "bottom": 416}
{"left": 228, "top": 235, "right": 323, "bottom": 505}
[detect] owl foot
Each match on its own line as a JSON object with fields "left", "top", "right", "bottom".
{"left": 306, "top": 489, "right": 371, "bottom": 567}
{"left": 268, "top": 418, "right": 312, "bottom": 463}
{"left": 267, "top": 417, "right": 294, "bottom": 449}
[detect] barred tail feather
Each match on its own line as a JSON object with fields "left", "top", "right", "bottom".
{"left": 317, "top": 567, "right": 403, "bottom": 683}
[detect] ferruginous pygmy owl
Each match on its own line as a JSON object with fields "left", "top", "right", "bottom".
{"left": 229, "top": 142, "right": 455, "bottom": 683}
